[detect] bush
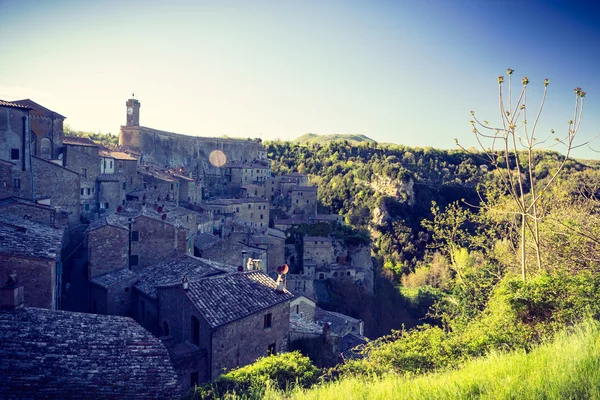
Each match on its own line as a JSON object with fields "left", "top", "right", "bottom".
{"left": 194, "top": 351, "right": 319, "bottom": 399}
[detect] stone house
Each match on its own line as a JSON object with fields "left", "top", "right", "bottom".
{"left": 225, "top": 161, "right": 271, "bottom": 186}
{"left": 157, "top": 271, "right": 294, "bottom": 388}
{"left": 63, "top": 136, "right": 101, "bottom": 217}
{"left": 0, "top": 214, "right": 65, "bottom": 309}
{"left": 172, "top": 171, "right": 200, "bottom": 204}
{"left": 0, "top": 283, "right": 179, "bottom": 398}
{"left": 0, "top": 197, "right": 69, "bottom": 228}
{"left": 240, "top": 183, "right": 266, "bottom": 199}
{"left": 203, "top": 198, "right": 270, "bottom": 230}
{"left": 86, "top": 208, "right": 193, "bottom": 279}
{"left": 138, "top": 166, "right": 179, "bottom": 204}
{"left": 289, "top": 185, "right": 318, "bottom": 218}
{"left": 194, "top": 233, "right": 267, "bottom": 272}
{"left": 290, "top": 295, "right": 316, "bottom": 321}
{"left": 303, "top": 236, "right": 335, "bottom": 268}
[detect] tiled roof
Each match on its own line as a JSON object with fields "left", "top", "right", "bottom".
{"left": 87, "top": 205, "right": 191, "bottom": 233}
{"left": 289, "top": 313, "right": 322, "bottom": 335}
{"left": 340, "top": 332, "right": 367, "bottom": 360}
{"left": 90, "top": 268, "right": 138, "bottom": 289}
{"left": 0, "top": 307, "right": 179, "bottom": 398}
{"left": 13, "top": 99, "right": 66, "bottom": 119}
{"left": 63, "top": 136, "right": 98, "bottom": 147}
{"left": 99, "top": 148, "right": 137, "bottom": 161}
{"left": 186, "top": 271, "right": 294, "bottom": 328}
{"left": 315, "top": 307, "right": 362, "bottom": 337}
{"left": 135, "top": 255, "right": 233, "bottom": 299}
{"left": 194, "top": 232, "right": 222, "bottom": 250}
{"left": 97, "top": 173, "right": 125, "bottom": 182}
{"left": 0, "top": 99, "right": 31, "bottom": 110}
{"left": 0, "top": 215, "right": 63, "bottom": 260}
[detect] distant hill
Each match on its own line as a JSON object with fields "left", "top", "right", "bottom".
{"left": 294, "top": 133, "right": 376, "bottom": 145}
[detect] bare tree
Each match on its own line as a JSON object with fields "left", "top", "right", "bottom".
{"left": 456, "top": 69, "right": 590, "bottom": 280}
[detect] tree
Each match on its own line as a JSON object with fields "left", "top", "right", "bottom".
{"left": 458, "top": 69, "right": 591, "bottom": 280}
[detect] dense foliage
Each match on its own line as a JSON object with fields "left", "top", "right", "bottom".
{"left": 64, "top": 124, "right": 118, "bottom": 147}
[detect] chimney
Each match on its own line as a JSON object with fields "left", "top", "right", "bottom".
{"left": 182, "top": 275, "right": 189, "bottom": 291}
{"left": 241, "top": 250, "right": 247, "bottom": 270}
{"left": 275, "top": 274, "right": 285, "bottom": 293}
{"left": 0, "top": 274, "right": 24, "bottom": 310}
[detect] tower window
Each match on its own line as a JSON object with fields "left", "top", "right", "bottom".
{"left": 264, "top": 313, "right": 272, "bottom": 329}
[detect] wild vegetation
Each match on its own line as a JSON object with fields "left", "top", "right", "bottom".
{"left": 192, "top": 71, "right": 600, "bottom": 399}
{"left": 64, "top": 124, "right": 119, "bottom": 147}
{"left": 293, "top": 133, "right": 376, "bottom": 145}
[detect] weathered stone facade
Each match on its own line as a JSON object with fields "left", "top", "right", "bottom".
{"left": 0, "top": 159, "right": 13, "bottom": 199}
{"left": 13, "top": 99, "right": 65, "bottom": 159}
{"left": 304, "top": 236, "right": 335, "bottom": 267}
{"left": 87, "top": 224, "right": 129, "bottom": 279}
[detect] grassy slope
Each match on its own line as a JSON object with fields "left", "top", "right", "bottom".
{"left": 294, "top": 133, "right": 376, "bottom": 145}
{"left": 266, "top": 321, "right": 600, "bottom": 400}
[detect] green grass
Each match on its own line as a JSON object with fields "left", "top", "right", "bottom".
{"left": 264, "top": 320, "right": 600, "bottom": 400}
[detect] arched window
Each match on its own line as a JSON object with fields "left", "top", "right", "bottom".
{"left": 40, "top": 138, "right": 52, "bottom": 159}
{"left": 30, "top": 132, "right": 37, "bottom": 155}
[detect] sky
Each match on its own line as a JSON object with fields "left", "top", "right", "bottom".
{"left": 1, "top": 0, "right": 600, "bottom": 158}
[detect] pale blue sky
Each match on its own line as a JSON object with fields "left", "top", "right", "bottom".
{"left": 1, "top": 0, "right": 599, "bottom": 157}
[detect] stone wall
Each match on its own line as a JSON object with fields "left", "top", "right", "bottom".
{"left": 120, "top": 125, "right": 266, "bottom": 176}
{"left": 91, "top": 277, "right": 138, "bottom": 317}
{"left": 290, "top": 296, "right": 316, "bottom": 321}
{"left": 0, "top": 202, "right": 58, "bottom": 227}
{"left": 0, "top": 254, "right": 55, "bottom": 309}
{"left": 131, "top": 216, "right": 188, "bottom": 268}
{"left": 211, "top": 300, "right": 290, "bottom": 380}
{"left": 0, "top": 160, "right": 13, "bottom": 198}
{"left": 0, "top": 106, "right": 33, "bottom": 199}
{"left": 87, "top": 225, "right": 129, "bottom": 279}
{"left": 97, "top": 178, "right": 125, "bottom": 214}
{"left": 32, "top": 156, "right": 80, "bottom": 224}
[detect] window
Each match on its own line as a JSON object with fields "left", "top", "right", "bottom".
{"left": 347, "top": 271, "right": 351, "bottom": 276}
{"left": 306, "top": 200, "right": 309, "bottom": 204}
{"left": 319, "top": 273, "right": 325, "bottom": 279}
{"left": 236, "top": 207, "right": 240, "bottom": 213}
{"left": 118, "top": 161, "right": 123, "bottom": 169}
{"left": 131, "top": 231, "right": 139, "bottom": 241}
{"left": 296, "top": 305, "right": 299, "bottom": 314}
{"left": 103, "top": 160, "right": 107, "bottom": 169}
{"left": 80, "top": 188, "right": 84, "bottom": 196}
{"left": 87, "top": 188, "right": 91, "bottom": 195}
{"left": 263, "top": 313, "right": 273, "bottom": 329}
{"left": 268, "top": 343, "right": 276, "bottom": 355}
{"left": 248, "top": 204, "right": 251, "bottom": 209}
{"left": 170, "top": 183, "right": 174, "bottom": 190}
{"left": 123, "top": 182, "right": 126, "bottom": 190}
{"left": 81, "top": 168, "right": 87, "bottom": 178}
{"left": 10, "top": 149, "right": 19, "bottom": 160}
{"left": 13, "top": 178, "right": 20, "bottom": 189}
{"left": 190, "top": 372, "right": 199, "bottom": 387}
{"left": 84, "top": 203, "right": 90, "bottom": 211}
{"left": 109, "top": 160, "right": 113, "bottom": 169}
{"left": 191, "top": 316, "right": 200, "bottom": 346}
{"left": 129, "top": 254, "right": 139, "bottom": 267}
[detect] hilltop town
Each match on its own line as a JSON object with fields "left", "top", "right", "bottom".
{"left": 0, "top": 97, "right": 372, "bottom": 395}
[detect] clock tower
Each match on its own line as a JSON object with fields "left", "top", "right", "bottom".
{"left": 126, "top": 98, "right": 140, "bottom": 127}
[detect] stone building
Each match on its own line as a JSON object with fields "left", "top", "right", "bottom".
{"left": 0, "top": 214, "right": 65, "bottom": 309}
{"left": 138, "top": 166, "right": 179, "bottom": 204}
{"left": 63, "top": 136, "right": 101, "bottom": 215}
{"left": 240, "top": 183, "right": 266, "bottom": 199}
{"left": 303, "top": 236, "right": 335, "bottom": 268}
{"left": 203, "top": 197, "right": 270, "bottom": 230}
{"left": 157, "top": 271, "right": 294, "bottom": 388}
{"left": 0, "top": 284, "right": 179, "bottom": 398}
{"left": 289, "top": 185, "right": 318, "bottom": 218}
{"left": 119, "top": 97, "right": 267, "bottom": 177}
{"left": 0, "top": 159, "right": 13, "bottom": 199}
{"left": 12, "top": 99, "right": 65, "bottom": 159}
{"left": 86, "top": 207, "right": 193, "bottom": 279}
{"left": 225, "top": 161, "right": 271, "bottom": 186}
{"left": 0, "top": 197, "right": 69, "bottom": 228}
{"left": 194, "top": 232, "right": 267, "bottom": 272}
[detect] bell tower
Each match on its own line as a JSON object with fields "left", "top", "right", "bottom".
{"left": 126, "top": 97, "right": 140, "bottom": 127}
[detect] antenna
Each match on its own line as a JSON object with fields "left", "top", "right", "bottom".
{"left": 132, "top": 91, "right": 135, "bottom": 98}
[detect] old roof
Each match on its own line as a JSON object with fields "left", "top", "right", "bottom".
{"left": 13, "top": 99, "right": 66, "bottom": 119}
{"left": 289, "top": 313, "right": 322, "bottom": 335}
{"left": 97, "top": 173, "right": 125, "bottom": 182}
{"left": 0, "top": 215, "right": 63, "bottom": 260}
{"left": 63, "top": 136, "right": 98, "bottom": 147}
{"left": 0, "top": 99, "right": 31, "bottom": 110}
{"left": 315, "top": 307, "right": 362, "bottom": 337}
{"left": 340, "top": 332, "right": 367, "bottom": 360}
{"left": 0, "top": 307, "right": 179, "bottom": 398}
{"left": 90, "top": 268, "right": 138, "bottom": 289}
{"left": 194, "top": 232, "right": 222, "bottom": 250}
{"left": 185, "top": 271, "right": 294, "bottom": 328}
{"left": 135, "top": 255, "right": 233, "bottom": 299}
{"left": 87, "top": 205, "right": 191, "bottom": 233}
{"left": 99, "top": 148, "right": 137, "bottom": 161}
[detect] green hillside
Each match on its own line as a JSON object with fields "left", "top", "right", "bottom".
{"left": 294, "top": 133, "right": 376, "bottom": 145}
{"left": 268, "top": 320, "right": 600, "bottom": 400}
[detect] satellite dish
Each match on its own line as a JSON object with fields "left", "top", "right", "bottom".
{"left": 281, "top": 264, "right": 289, "bottom": 274}
{"left": 237, "top": 265, "right": 244, "bottom": 272}
{"left": 116, "top": 206, "right": 123, "bottom": 213}
{"left": 161, "top": 213, "right": 167, "bottom": 220}
{"left": 157, "top": 206, "right": 163, "bottom": 213}
{"left": 57, "top": 152, "right": 63, "bottom": 160}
